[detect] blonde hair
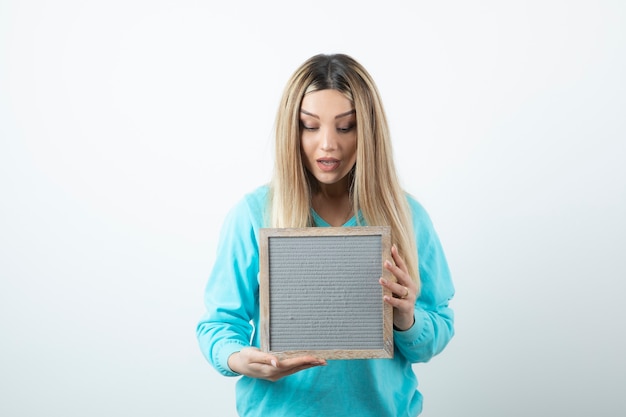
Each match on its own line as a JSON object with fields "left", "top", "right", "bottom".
{"left": 269, "top": 54, "right": 420, "bottom": 288}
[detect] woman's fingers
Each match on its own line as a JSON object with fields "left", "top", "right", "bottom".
{"left": 279, "top": 355, "right": 327, "bottom": 370}
{"left": 384, "top": 245, "right": 416, "bottom": 292}
{"left": 390, "top": 244, "right": 408, "bottom": 273}
{"left": 381, "top": 245, "right": 417, "bottom": 331}
{"left": 231, "top": 348, "right": 326, "bottom": 382}
{"left": 265, "top": 356, "right": 327, "bottom": 381}
{"left": 380, "top": 279, "right": 412, "bottom": 303}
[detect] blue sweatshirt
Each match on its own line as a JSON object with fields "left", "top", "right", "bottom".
{"left": 196, "top": 185, "right": 455, "bottom": 417}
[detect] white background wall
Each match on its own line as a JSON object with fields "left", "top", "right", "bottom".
{"left": 1, "top": 1, "right": 625, "bottom": 416}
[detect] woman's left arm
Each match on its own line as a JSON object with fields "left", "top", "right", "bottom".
{"left": 380, "top": 199, "right": 455, "bottom": 363}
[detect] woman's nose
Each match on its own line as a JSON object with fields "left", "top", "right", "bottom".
{"left": 320, "top": 128, "right": 337, "bottom": 151}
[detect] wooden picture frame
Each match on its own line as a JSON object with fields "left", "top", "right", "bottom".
{"left": 259, "top": 226, "right": 393, "bottom": 360}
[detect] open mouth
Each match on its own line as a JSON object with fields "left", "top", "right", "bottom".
{"left": 318, "top": 159, "right": 339, "bottom": 166}
{"left": 316, "top": 158, "right": 341, "bottom": 171}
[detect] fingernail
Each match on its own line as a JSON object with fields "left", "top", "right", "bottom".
{"left": 271, "top": 359, "right": 277, "bottom": 368}
{"left": 380, "top": 277, "right": 387, "bottom": 284}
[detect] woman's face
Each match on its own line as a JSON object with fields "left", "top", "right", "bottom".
{"left": 299, "top": 89, "right": 357, "bottom": 192}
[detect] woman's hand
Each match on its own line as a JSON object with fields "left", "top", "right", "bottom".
{"left": 380, "top": 244, "right": 419, "bottom": 331}
{"left": 227, "top": 347, "right": 327, "bottom": 382}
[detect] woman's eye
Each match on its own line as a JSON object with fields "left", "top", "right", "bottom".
{"left": 337, "top": 125, "right": 355, "bottom": 133}
{"left": 300, "top": 122, "right": 318, "bottom": 131}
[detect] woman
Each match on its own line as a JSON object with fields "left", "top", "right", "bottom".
{"left": 197, "top": 53, "right": 455, "bottom": 416}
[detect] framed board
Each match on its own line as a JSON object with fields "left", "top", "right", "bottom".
{"left": 259, "top": 226, "right": 393, "bottom": 360}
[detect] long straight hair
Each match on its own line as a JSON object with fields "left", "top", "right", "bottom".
{"left": 269, "top": 54, "right": 420, "bottom": 288}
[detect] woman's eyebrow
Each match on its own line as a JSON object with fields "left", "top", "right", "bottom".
{"left": 335, "top": 109, "right": 356, "bottom": 119}
{"left": 300, "top": 109, "right": 356, "bottom": 119}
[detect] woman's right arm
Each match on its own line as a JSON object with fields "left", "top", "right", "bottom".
{"left": 196, "top": 197, "right": 261, "bottom": 376}
{"left": 196, "top": 192, "right": 326, "bottom": 379}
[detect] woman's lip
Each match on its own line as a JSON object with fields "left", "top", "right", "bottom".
{"left": 316, "top": 158, "right": 341, "bottom": 172}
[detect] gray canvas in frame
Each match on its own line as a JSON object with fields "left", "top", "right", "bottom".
{"left": 259, "top": 226, "right": 394, "bottom": 360}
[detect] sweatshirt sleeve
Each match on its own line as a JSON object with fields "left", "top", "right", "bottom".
{"left": 393, "top": 196, "right": 455, "bottom": 363}
{"left": 196, "top": 191, "right": 264, "bottom": 376}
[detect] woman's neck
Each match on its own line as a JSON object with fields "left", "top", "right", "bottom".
{"left": 312, "top": 184, "right": 353, "bottom": 227}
